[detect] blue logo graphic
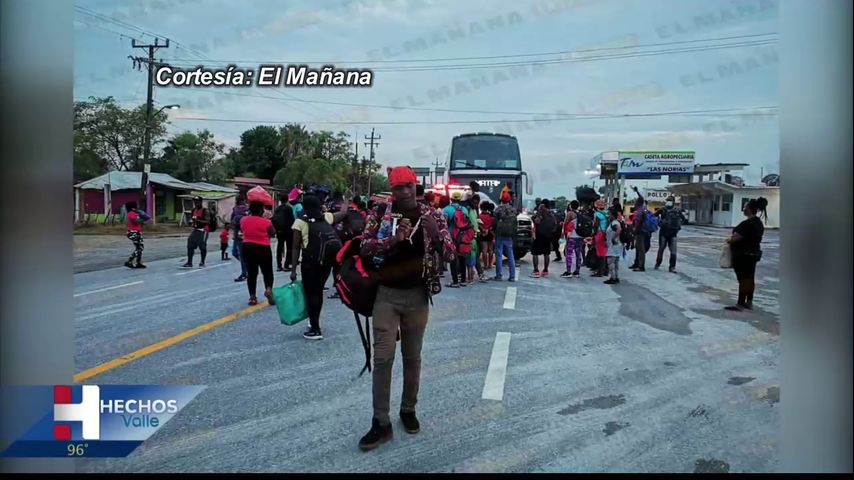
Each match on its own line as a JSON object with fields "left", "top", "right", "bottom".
{"left": 1, "top": 385, "right": 205, "bottom": 458}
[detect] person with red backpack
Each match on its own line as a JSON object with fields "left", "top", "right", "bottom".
{"left": 442, "top": 191, "right": 474, "bottom": 288}
{"left": 478, "top": 201, "right": 496, "bottom": 276}
{"left": 357, "top": 166, "right": 455, "bottom": 451}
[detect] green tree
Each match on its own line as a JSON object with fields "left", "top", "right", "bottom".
{"left": 158, "top": 130, "right": 226, "bottom": 183}
{"left": 73, "top": 96, "right": 168, "bottom": 173}
{"left": 238, "top": 125, "right": 282, "bottom": 180}
{"left": 554, "top": 195, "right": 569, "bottom": 212}
{"left": 277, "top": 123, "right": 310, "bottom": 167}
{"left": 370, "top": 173, "right": 389, "bottom": 194}
{"left": 273, "top": 130, "right": 354, "bottom": 193}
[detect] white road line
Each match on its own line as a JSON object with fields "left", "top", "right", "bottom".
{"left": 175, "top": 263, "right": 230, "bottom": 276}
{"left": 482, "top": 332, "right": 512, "bottom": 401}
{"left": 74, "top": 281, "right": 144, "bottom": 298}
{"left": 503, "top": 286, "right": 517, "bottom": 310}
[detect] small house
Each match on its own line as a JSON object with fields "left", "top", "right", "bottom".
{"left": 74, "top": 171, "right": 237, "bottom": 224}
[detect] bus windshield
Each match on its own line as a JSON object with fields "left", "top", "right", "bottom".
{"left": 450, "top": 135, "right": 521, "bottom": 171}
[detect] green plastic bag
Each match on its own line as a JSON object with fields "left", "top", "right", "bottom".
{"left": 272, "top": 281, "right": 308, "bottom": 326}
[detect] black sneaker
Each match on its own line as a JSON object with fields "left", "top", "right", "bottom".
{"left": 492, "top": 276, "right": 503, "bottom": 281}
{"left": 399, "top": 411, "right": 420, "bottom": 434}
{"left": 277, "top": 266, "right": 285, "bottom": 272}
{"left": 654, "top": 264, "right": 661, "bottom": 270}
{"left": 124, "top": 261, "right": 136, "bottom": 269}
{"left": 234, "top": 275, "right": 247, "bottom": 282}
{"left": 635, "top": 267, "right": 646, "bottom": 272}
{"left": 560, "top": 271, "right": 573, "bottom": 278}
{"left": 135, "top": 263, "right": 147, "bottom": 269}
{"left": 604, "top": 278, "right": 618, "bottom": 284}
{"left": 303, "top": 329, "right": 323, "bottom": 340}
{"left": 359, "top": 419, "right": 393, "bottom": 451}
{"left": 198, "top": 262, "right": 206, "bottom": 268}
{"left": 283, "top": 266, "right": 292, "bottom": 272}
{"left": 669, "top": 267, "right": 676, "bottom": 273}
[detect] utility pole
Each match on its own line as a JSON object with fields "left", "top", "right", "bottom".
{"left": 363, "top": 128, "right": 380, "bottom": 194}
{"left": 432, "top": 157, "right": 443, "bottom": 185}
{"left": 130, "top": 38, "right": 169, "bottom": 212}
{"left": 352, "top": 129, "right": 359, "bottom": 194}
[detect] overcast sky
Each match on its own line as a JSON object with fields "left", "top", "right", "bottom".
{"left": 74, "top": 0, "right": 779, "bottom": 198}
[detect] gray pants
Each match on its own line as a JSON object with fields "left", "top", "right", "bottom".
{"left": 656, "top": 233, "right": 678, "bottom": 269}
{"left": 372, "top": 285, "right": 430, "bottom": 426}
{"left": 607, "top": 256, "right": 620, "bottom": 280}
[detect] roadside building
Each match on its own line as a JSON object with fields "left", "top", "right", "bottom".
{"left": 74, "top": 171, "right": 236, "bottom": 224}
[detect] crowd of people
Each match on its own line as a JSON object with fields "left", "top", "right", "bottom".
{"left": 120, "top": 168, "right": 768, "bottom": 451}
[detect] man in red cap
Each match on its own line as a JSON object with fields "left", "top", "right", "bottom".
{"left": 358, "top": 166, "right": 455, "bottom": 451}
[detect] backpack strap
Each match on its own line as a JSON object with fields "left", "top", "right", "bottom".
{"left": 354, "top": 312, "right": 372, "bottom": 377}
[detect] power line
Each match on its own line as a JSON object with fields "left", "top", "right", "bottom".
{"left": 366, "top": 40, "right": 779, "bottom": 72}
{"left": 171, "top": 88, "right": 769, "bottom": 118}
{"left": 159, "top": 38, "right": 778, "bottom": 73}
{"left": 159, "top": 32, "right": 778, "bottom": 65}
{"left": 74, "top": 18, "right": 144, "bottom": 42}
{"left": 166, "top": 107, "right": 778, "bottom": 125}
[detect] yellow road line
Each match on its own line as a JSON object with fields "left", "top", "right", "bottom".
{"left": 74, "top": 302, "right": 270, "bottom": 383}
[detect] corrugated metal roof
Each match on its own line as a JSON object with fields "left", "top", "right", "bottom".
{"left": 75, "top": 171, "right": 235, "bottom": 193}
{"left": 188, "top": 181, "right": 237, "bottom": 193}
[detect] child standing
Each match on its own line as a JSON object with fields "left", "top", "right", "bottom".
{"left": 220, "top": 223, "right": 231, "bottom": 260}
{"left": 478, "top": 201, "right": 495, "bottom": 274}
{"left": 604, "top": 207, "right": 623, "bottom": 285}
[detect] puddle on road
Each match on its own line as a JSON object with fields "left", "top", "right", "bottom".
{"left": 663, "top": 361, "right": 679, "bottom": 367}
{"left": 762, "top": 386, "right": 780, "bottom": 405}
{"left": 677, "top": 272, "right": 780, "bottom": 336}
{"left": 558, "top": 394, "right": 626, "bottom": 416}
{"left": 602, "top": 421, "right": 630, "bottom": 436}
{"left": 728, "top": 376, "right": 756, "bottom": 385}
{"left": 694, "top": 458, "right": 730, "bottom": 473}
{"left": 615, "top": 284, "right": 693, "bottom": 335}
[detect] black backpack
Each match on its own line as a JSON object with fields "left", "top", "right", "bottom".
{"left": 576, "top": 212, "right": 595, "bottom": 238}
{"left": 272, "top": 204, "right": 292, "bottom": 231}
{"left": 536, "top": 212, "right": 557, "bottom": 237}
{"left": 619, "top": 220, "right": 634, "bottom": 245}
{"left": 302, "top": 217, "right": 342, "bottom": 268}
{"left": 662, "top": 208, "right": 683, "bottom": 234}
{"left": 200, "top": 208, "right": 218, "bottom": 232}
{"left": 494, "top": 205, "right": 518, "bottom": 237}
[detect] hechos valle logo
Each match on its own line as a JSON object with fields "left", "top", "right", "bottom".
{"left": 53, "top": 385, "right": 100, "bottom": 440}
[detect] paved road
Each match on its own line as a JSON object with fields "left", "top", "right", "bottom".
{"left": 74, "top": 234, "right": 192, "bottom": 274}
{"left": 73, "top": 226, "right": 780, "bottom": 473}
